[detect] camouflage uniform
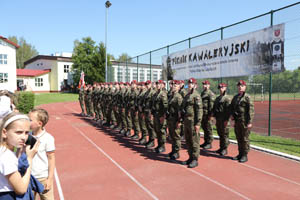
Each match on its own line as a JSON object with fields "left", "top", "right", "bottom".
{"left": 230, "top": 81, "right": 254, "bottom": 163}
{"left": 129, "top": 88, "right": 140, "bottom": 137}
{"left": 200, "top": 88, "right": 215, "bottom": 148}
{"left": 212, "top": 88, "right": 231, "bottom": 155}
{"left": 181, "top": 80, "right": 203, "bottom": 168}
{"left": 167, "top": 88, "right": 183, "bottom": 159}
{"left": 137, "top": 87, "right": 148, "bottom": 143}
{"left": 124, "top": 87, "right": 133, "bottom": 136}
{"left": 78, "top": 87, "right": 85, "bottom": 115}
{"left": 143, "top": 86, "right": 157, "bottom": 148}
{"left": 152, "top": 86, "right": 168, "bottom": 153}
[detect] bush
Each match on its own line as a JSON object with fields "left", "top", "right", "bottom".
{"left": 16, "top": 92, "right": 35, "bottom": 114}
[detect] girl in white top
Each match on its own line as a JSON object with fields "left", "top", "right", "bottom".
{"left": 0, "top": 112, "right": 39, "bottom": 199}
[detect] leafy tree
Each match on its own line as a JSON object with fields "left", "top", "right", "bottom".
{"left": 72, "top": 37, "right": 113, "bottom": 86}
{"left": 8, "top": 36, "right": 38, "bottom": 69}
{"left": 117, "top": 53, "right": 132, "bottom": 63}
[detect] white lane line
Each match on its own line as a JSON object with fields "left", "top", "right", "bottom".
{"left": 242, "top": 163, "right": 300, "bottom": 186}
{"left": 185, "top": 167, "right": 251, "bottom": 200}
{"left": 54, "top": 168, "right": 65, "bottom": 200}
{"left": 62, "top": 106, "right": 159, "bottom": 200}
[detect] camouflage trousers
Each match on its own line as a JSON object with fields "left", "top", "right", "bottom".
{"left": 153, "top": 115, "right": 167, "bottom": 147}
{"left": 138, "top": 112, "right": 148, "bottom": 138}
{"left": 79, "top": 98, "right": 85, "bottom": 114}
{"left": 168, "top": 117, "right": 181, "bottom": 153}
{"left": 216, "top": 119, "right": 229, "bottom": 150}
{"left": 145, "top": 111, "right": 156, "bottom": 141}
{"left": 201, "top": 114, "right": 213, "bottom": 144}
{"left": 119, "top": 107, "right": 127, "bottom": 130}
{"left": 131, "top": 109, "right": 140, "bottom": 134}
{"left": 184, "top": 119, "right": 200, "bottom": 160}
{"left": 125, "top": 108, "right": 132, "bottom": 131}
{"left": 234, "top": 120, "right": 251, "bottom": 156}
{"left": 84, "top": 99, "right": 90, "bottom": 115}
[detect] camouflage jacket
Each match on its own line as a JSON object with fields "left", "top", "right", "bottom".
{"left": 230, "top": 92, "right": 254, "bottom": 124}
{"left": 201, "top": 89, "right": 215, "bottom": 116}
{"left": 212, "top": 93, "right": 231, "bottom": 121}
{"left": 181, "top": 90, "right": 203, "bottom": 126}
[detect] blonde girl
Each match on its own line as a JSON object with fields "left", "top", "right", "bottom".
{"left": 0, "top": 112, "right": 39, "bottom": 200}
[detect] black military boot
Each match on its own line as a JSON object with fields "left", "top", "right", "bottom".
{"left": 188, "top": 159, "right": 198, "bottom": 168}
{"left": 131, "top": 134, "right": 139, "bottom": 139}
{"left": 220, "top": 149, "right": 228, "bottom": 156}
{"left": 200, "top": 142, "right": 207, "bottom": 148}
{"left": 182, "top": 157, "right": 193, "bottom": 165}
{"left": 155, "top": 145, "right": 165, "bottom": 153}
{"left": 145, "top": 140, "right": 155, "bottom": 149}
{"left": 215, "top": 148, "right": 222, "bottom": 154}
{"left": 170, "top": 152, "right": 180, "bottom": 160}
{"left": 239, "top": 155, "right": 248, "bottom": 163}
{"left": 124, "top": 130, "right": 131, "bottom": 137}
{"left": 232, "top": 154, "right": 242, "bottom": 160}
{"left": 202, "top": 143, "right": 212, "bottom": 150}
{"left": 139, "top": 137, "right": 147, "bottom": 145}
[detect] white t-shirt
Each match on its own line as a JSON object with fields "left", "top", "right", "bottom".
{"left": 0, "top": 146, "right": 18, "bottom": 192}
{"left": 31, "top": 129, "right": 55, "bottom": 179}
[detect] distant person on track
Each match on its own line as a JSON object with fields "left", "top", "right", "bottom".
{"left": 230, "top": 80, "right": 255, "bottom": 163}
{"left": 212, "top": 83, "right": 231, "bottom": 156}
{"left": 28, "top": 108, "right": 55, "bottom": 200}
{"left": 0, "top": 112, "right": 40, "bottom": 199}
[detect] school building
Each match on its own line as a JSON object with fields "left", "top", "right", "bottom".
{"left": 19, "top": 53, "right": 73, "bottom": 92}
{"left": 111, "top": 61, "right": 163, "bottom": 83}
{"left": 0, "top": 36, "right": 19, "bottom": 92}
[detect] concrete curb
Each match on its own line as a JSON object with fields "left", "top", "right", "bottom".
{"left": 200, "top": 132, "right": 300, "bottom": 162}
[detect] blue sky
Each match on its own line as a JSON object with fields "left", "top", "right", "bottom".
{"left": 1, "top": 0, "right": 299, "bottom": 69}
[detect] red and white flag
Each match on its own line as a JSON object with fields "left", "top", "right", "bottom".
{"left": 78, "top": 71, "right": 85, "bottom": 89}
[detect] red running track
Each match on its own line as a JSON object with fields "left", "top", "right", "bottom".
{"left": 40, "top": 102, "right": 300, "bottom": 200}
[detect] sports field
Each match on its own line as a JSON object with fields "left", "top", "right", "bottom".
{"left": 39, "top": 102, "right": 300, "bottom": 200}
{"left": 252, "top": 100, "right": 300, "bottom": 140}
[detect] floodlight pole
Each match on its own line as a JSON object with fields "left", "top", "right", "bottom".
{"left": 105, "top": 1, "right": 112, "bottom": 82}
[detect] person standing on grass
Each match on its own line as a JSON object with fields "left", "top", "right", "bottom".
{"left": 230, "top": 80, "right": 254, "bottom": 163}
{"left": 28, "top": 108, "right": 55, "bottom": 200}
{"left": 212, "top": 83, "right": 231, "bottom": 156}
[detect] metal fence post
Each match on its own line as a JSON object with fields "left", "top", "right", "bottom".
{"left": 137, "top": 56, "right": 139, "bottom": 81}
{"left": 150, "top": 51, "right": 152, "bottom": 81}
{"left": 268, "top": 10, "right": 274, "bottom": 137}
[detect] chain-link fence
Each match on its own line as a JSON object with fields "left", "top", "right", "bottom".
{"left": 110, "top": 2, "right": 300, "bottom": 139}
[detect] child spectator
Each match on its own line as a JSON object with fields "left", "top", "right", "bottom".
{"left": 0, "top": 112, "right": 39, "bottom": 199}
{"left": 28, "top": 108, "right": 55, "bottom": 200}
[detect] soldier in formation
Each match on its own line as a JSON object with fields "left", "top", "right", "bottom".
{"left": 78, "top": 79, "right": 254, "bottom": 166}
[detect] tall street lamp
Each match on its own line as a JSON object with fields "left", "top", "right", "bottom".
{"left": 105, "top": 1, "right": 112, "bottom": 82}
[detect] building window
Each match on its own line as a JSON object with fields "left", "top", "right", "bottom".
{"left": 35, "top": 78, "right": 43, "bottom": 87}
{"left": 64, "top": 65, "right": 70, "bottom": 73}
{"left": 153, "top": 70, "right": 158, "bottom": 81}
{"left": 147, "top": 70, "right": 151, "bottom": 80}
{"left": 0, "top": 54, "right": 8, "bottom": 65}
{"left": 0, "top": 73, "right": 8, "bottom": 83}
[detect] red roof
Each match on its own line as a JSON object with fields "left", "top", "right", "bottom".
{"left": 0, "top": 36, "right": 20, "bottom": 48}
{"left": 17, "top": 69, "right": 51, "bottom": 77}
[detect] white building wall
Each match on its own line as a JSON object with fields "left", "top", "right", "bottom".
{"left": 19, "top": 73, "right": 50, "bottom": 92}
{"left": 57, "top": 61, "right": 73, "bottom": 90}
{"left": 0, "top": 40, "right": 17, "bottom": 92}
{"left": 112, "top": 64, "right": 162, "bottom": 82}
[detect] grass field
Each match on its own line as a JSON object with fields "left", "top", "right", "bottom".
{"left": 221, "top": 128, "right": 300, "bottom": 157}
{"left": 34, "top": 92, "right": 78, "bottom": 106}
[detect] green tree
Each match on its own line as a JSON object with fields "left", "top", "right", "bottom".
{"left": 117, "top": 53, "right": 132, "bottom": 63}
{"left": 8, "top": 36, "right": 39, "bottom": 69}
{"left": 72, "top": 37, "right": 112, "bottom": 86}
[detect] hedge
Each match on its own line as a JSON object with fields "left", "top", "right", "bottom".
{"left": 16, "top": 92, "right": 35, "bottom": 114}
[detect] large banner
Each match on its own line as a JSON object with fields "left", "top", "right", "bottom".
{"left": 162, "top": 23, "right": 285, "bottom": 80}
